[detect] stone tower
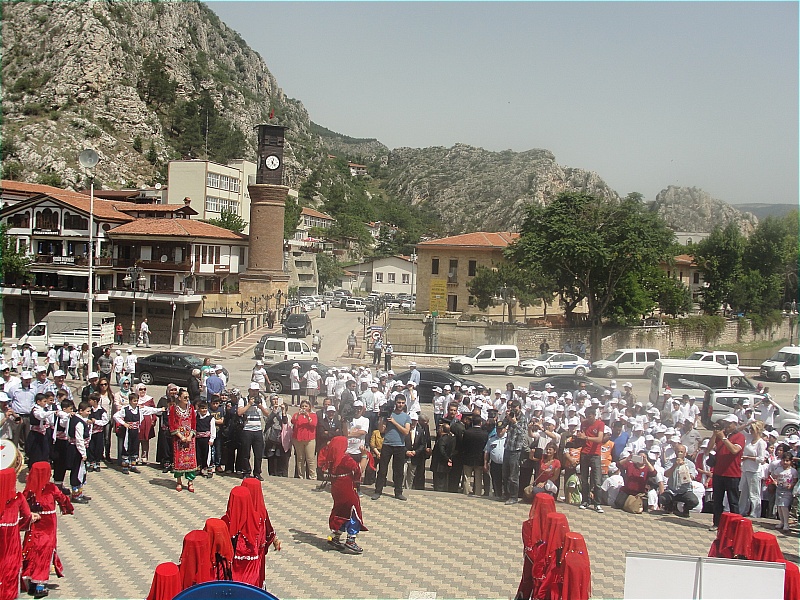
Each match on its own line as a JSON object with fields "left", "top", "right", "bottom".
{"left": 238, "top": 124, "right": 290, "bottom": 305}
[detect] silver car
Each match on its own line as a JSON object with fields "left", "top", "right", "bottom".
{"left": 700, "top": 389, "right": 800, "bottom": 436}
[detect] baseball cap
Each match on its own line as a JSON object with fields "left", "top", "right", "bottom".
{"left": 371, "top": 381, "right": 380, "bottom": 388}
{"left": 608, "top": 463, "right": 619, "bottom": 474}
{"left": 721, "top": 415, "right": 739, "bottom": 423}
{"left": 567, "top": 416, "right": 580, "bottom": 427}
{"left": 21, "top": 371, "right": 32, "bottom": 379}
{"left": 326, "top": 405, "right": 336, "bottom": 412}
{"left": 786, "top": 434, "right": 800, "bottom": 445}
{"left": 670, "top": 435, "right": 682, "bottom": 443}
{"left": 544, "top": 383, "right": 553, "bottom": 389}
{"left": 610, "top": 380, "right": 617, "bottom": 388}
{"left": 127, "top": 348, "right": 132, "bottom": 353}
{"left": 545, "top": 418, "right": 556, "bottom": 426}
{"left": 353, "top": 400, "right": 364, "bottom": 407}
{"left": 443, "top": 385, "right": 451, "bottom": 391}
{"left": 409, "top": 411, "right": 419, "bottom": 420}
{"left": 35, "top": 365, "right": 47, "bottom": 373}
{"left": 215, "top": 364, "right": 224, "bottom": 371}
{"left": 624, "top": 382, "right": 633, "bottom": 388}
{"left": 248, "top": 382, "right": 260, "bottom": 390}
{"left": 255, "top": 360, "right": 263, "bottom": 365}
{"left": 409, "top": 362, "right": 417, "bottom": 367}
{"left": 53, "top": 369, "right": 65, "bottom": 377}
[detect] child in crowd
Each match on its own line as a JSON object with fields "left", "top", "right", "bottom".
{"left": 52, "top": 400, "right": 75, "bottom": 493}
{"left": 113, "top": 392, "right": 164, "bottom": 475}
{"left": 209, "top": 398, "right": 225, "bottom": 473}
{"left": 195, "top": 402, "right": 216, "bottom": 478}
{"left": 67, "top": 401, "right": 92, "bottom": 503}
{"left": 26, "top": 393, "right": 59, "bottom": 465}
{"left": 774, "top": 452, "right": 798, "bottom": 533}
{"left": 87, "top": 393, "right": 109, "bottom": 472}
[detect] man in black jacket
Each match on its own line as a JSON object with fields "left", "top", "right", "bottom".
{"left": 432, "top": 419, "right": 455, "bottom": 492}
{"left": 462, "top": 415, "right": 489, "bottom": 496}
{"left": 404, "top": 412, "right": 428, "bottom": 489}
{"left": 315, "top": 403, "right": 343, "bottom": 484}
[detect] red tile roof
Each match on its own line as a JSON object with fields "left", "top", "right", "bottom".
{"left": 301, "top": 206, "right": 334, "bottom": 220}
{"left": 673, "top": 254, "right": 697, "bottom": 266}
{"left": 40, "top": 191, "right": 137, "bottom": 222}
{"left": 417, "top": 231, "right": 519, "bottom": 249}
{"left": 0, "top": 180, "right": 67, "bottom": 196}
{"left": 106, "top": 218, "right": 247, "bottom": 241}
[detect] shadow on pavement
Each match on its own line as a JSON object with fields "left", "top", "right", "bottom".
{"left": 288, "top": 527, "right": 336, "bottom": 551}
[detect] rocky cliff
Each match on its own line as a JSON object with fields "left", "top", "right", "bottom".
{"left": 652, "top": 186, "right": 758, "bottom": 236}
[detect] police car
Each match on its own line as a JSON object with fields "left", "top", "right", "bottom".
{"left": 520, "top": 352, "right": 591, "bottom": 377}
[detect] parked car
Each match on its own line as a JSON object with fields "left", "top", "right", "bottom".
{"left": 590, "top": 348, "right": 660, "bottom": 379}
{"left": 700, "top": 389, "right": 800, "bottom": 436}
{"left": 520, "top": 352, "right": 591, "bottom": 377}
{"left": 331, "top": 296, "right": 347, "bottom": 309}
{"left": 135, "top": 352, "right": 204, "bottom": 386}
{"left": 448, "top": 344, "right": 520, "bottom": 376}
{"left": 393, "top": 368, "right": 485, "bottom": 403}
{"left": 345, "top": 298, "right": 366, "bottom": 312}
{"left": 527, "top": 375, "right": 610, "bottom": 399}
{"left": 259, "top": 336, "right": 318, "bottom": 364}
{"left": 760, "top": 346, "right": 800, "bottom": 383}
{"left": 688, "top": 350, "right": 740, "bottom": 366}
{"left": 265, "top": 360, "right": 329, "bottom": 394}
{"left": 282, "top": 313, "right": 312, "bottom": 337}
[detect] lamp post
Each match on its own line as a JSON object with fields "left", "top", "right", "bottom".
{"left": 496, "top": 285, "right": 513, "bottom": 344}
{"left": 78, "top": 150, "right": 99, "bottom": 349}
{"left": 410, "top": 251, "right": 417, "bottom": 311}
{"left": 123, "top": 265, "right": 146, "bottom": 345}
{"left": 236, "top": 301, "right": 249, "bottom": 319}
{"left": 169, "top": 301, "right": 176, "bottom": 349}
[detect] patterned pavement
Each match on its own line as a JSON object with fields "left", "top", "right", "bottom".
{"left": 14, "top": 455, "right": 799, "bottom": 600}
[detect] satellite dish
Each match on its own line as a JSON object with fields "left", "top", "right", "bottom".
{"left": 154, "top": 183, "right": 162, "bottom": 190}
{"left": 78, "top": 149, "right": 99, "bottom": 169}
{"left": 160, "top": 255, "right": 168, "bottom": 263}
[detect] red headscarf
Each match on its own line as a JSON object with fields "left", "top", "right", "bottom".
{"left": 204, "top": 518, "right": 233, "bottom": 581}
{"left": 222, "top": 486, "right": 259, "bottom": 545}
{"left": 0, "top": 466, "right": 17, "bottom": 508}
{"left": 24, "top": 461, "right": 51, "bottom": 504}
{"left": 179, "top": 530, "right": 213, "bottom": 589}
{"left": 146, "top": 562, "right": 181, "bottom": 600}
{"left": 241, "top": 478, "right": 276, "bottom": 547}
{"left": 750, "top": 532, "right": 785, "bottom": 563}
{"left": 731, "top": 517, "right": 753, "bottom": 559}
{"left": 561, "top": 545, "right": 592, "bottom": 600}
{"left": 533, "top": 512, "right": 570, "bottom": 583}
{"left": 317, "top": 436, "right": 350, "bottom": 473}
{"left": 528, "top": 493, "right": 556, "bottom": 543}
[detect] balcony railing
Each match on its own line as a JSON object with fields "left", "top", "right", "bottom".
{"left": 33, "top": 255, "right": 112, "bottom": 267}
{"left": 112, "top": 258, "right": 192, "bottom": 271}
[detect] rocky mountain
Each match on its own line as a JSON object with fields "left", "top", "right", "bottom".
{"left": 651, "top": 186, "right": 758, "bottom": 236}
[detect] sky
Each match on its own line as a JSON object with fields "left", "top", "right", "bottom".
{"left": 207, "top": 1, "right": 798, "bottom": 206}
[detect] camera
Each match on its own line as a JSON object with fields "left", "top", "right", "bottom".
{"left": 252, "top": 395, "right": 262, "bottom": 406}
{"left": 379, "top": 398, "right": 396, "bottom": 419}
{"left": 712, "top": 421, "right": 724, "bottom": 431}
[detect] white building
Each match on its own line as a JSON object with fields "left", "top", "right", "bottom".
{"left": 345, "top": 255, "right": 417, "bottom": 295}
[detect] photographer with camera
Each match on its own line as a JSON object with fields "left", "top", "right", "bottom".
{"left": 371, "top": 394, "right": 411, "bottom": 501}
{"left": 502, "top": 400, "right": 528, "bottom": 505}
{"left": 236, "top": 382, "right": 270, "bottom": 480}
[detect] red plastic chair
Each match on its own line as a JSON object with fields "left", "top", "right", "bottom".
{"left": 146, "top": 562, "right": 181, "bottom": 600}
{"left": 731, "top": 517, "right": 753, "bottom": 559}
{"left": 750, "top": 532, "right": 785, "bottom": 563}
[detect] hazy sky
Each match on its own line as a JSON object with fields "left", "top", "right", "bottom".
{"left": 208, "top": 1, "right": 798, "bottom": 206}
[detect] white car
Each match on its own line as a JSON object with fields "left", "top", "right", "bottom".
{"left": 521, "top": 352, "right": 591, "bottom": 377}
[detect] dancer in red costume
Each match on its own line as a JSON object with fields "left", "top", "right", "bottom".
{"left": 222, "top": 487, "right": 261, "bottom": 586}
{"left": 0, "top": 467, "right": 36, "bottom": 600}
{"left": 559, "top": 533, "right": 591, "bottom": 600}
{"left": 516, "top": 494, "right": 556, "bottom": 600}
{"left": 204, "top": 518, "right": 234, "bottom": 581}
{"left": 146, "top": 562, "right": 181, "bottom": 600}
{"left": 241, "top": 478, "right": 281, "bottom": 587}
{"left": 317, "top": 436, "right": 369, "bottom": 554}
{"left": 532, "top": 512, "right": 569, "bottom": 600}
{"left": 21, "top": 462, "right": 74, "bottom": 598}
{"left": 178, "top": 530, "right": 212, "bottom": 590}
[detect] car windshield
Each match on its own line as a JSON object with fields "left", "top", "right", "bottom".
{"left": 464, "top": 348, "right": 482, "bottom": 358}
{"left": 286, "top": 315, "right": 305, "bottom": 324}
{"left": 606, "top": 350, "right": 624, "bottom": 361}
{"left": 181, "top": 355, "right": 203, "bottom": 367}
{"left": 770, "top": 351, "right": 796, "bottom": 362}
{"left": 687, "top": 352, "right": 707, "bottom": 360}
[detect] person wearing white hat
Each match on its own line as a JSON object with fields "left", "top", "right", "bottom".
{"left": 251, "top": 360, "right": 269, "bottom": 392}
{"left": 708, "top": 414, "right": 745, "bottom": 530}
{"left": 10, "top": 370, "right": 35, "bottom": 448}
{"left": 46, "top": 342, "right": 58, "bottom": 377}
{"left": 303, "top": 363, "right": 322, "bottom": 406}
{"left": 10, "top": 342, "right": 21, "bottom": 372}
{"left": 112, "top": 348, "right": 125, "bottom": 385}
{"left": 289, "top": 362, "right": 302, "bottom": 406}
{"left": 600, "top": 461, "right": 624, "bottom": 506}
{"left": 52, "top": 370, "right": 73, "bottom": 402}
{"left": 124, "top": 348, "right": 138, "bottom": 380}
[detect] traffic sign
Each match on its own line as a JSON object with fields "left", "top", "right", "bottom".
{"left": 371, "top": 330, "right": 382, "bottom": 341}
{"left": 430, "top": 279, "right": 447, "bottom": 313}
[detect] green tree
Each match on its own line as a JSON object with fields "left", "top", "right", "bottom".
{"left": 0, "top": 224, "right": 32, "bottom": 285}
{"left": 138, "top": 52, "right": 177, "bottom": 108}
{"left": 508, "top": 192, "right": 674, "bottom": 359}
{"left": 316, "top": 253, "right": 343, "bottom": 291}
{"left": 374, "top": 225, "right": 399, "bottom": 257}
{"left": 694, "top": 223, "right": 745, "bottom": 314}
{"left": 467, "top": 263, "right": 550, "bottom": 322}
{"left": 205, "top": 209, "right": 247, "bottom": 234}
{"left": 284, "top": 196, "right": 302, "bottom": 240}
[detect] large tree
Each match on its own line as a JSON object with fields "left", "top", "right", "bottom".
{"left": 508, "top": 192, "right": 674, "bottom": 360}
{"left": 0, "top": 224, "right": 31, "bottom": 285}
{"left": 467, "top": 263, "right": 551, "bottom": 322}
{"left": 693, "top": 222, "right": 745, "bottom": 314}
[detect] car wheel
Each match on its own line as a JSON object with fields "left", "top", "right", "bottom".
{"left": 575, "top": 367, "right": 586, "bottom": 377}
{"left": 605, "top": 367, "right": 617, "bottom": 379}
{"left": 461, "top": 364, "right": 473, "bottom": 376}
{"left": 533, "top": 367, "right": 546, "bottom": 378}
{"left": 643, "top": 367, "right": 654, "bottom": 379}
{"left": 505, "top": 366, "right": 516, "bottom": 376}
{"left": 781, "top": 424, "right": 798, "bottom": 436}
{"left": 779, "top": 371, "right": 791, "bottom": 383}
{"left": 139, "top": 371, "right": 154, "bottom": 385}
{"left": 269, "top": 380, "right": 283, "bottom": 394}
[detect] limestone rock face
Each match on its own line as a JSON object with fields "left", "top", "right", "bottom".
{"left": 652, "top": 186, "right": 758, "bottom": 236}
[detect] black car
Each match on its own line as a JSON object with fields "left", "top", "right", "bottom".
{"left": 393, "top": 368, "right": 485, "bottom": 403}
{"left": 282, "top": 313, "right": 312, "bottom": 338}
{"left": 135, "top": 352, "right": 204, "bottom": 386}
{"left": 266, "top": 359, "right": 329, "bottom": 394}
{"left": 527, "top": 375, "right": 610, "bottom": 399}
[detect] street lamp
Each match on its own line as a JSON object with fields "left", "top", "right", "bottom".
{"left": 78, "top": 149, "right": 99, "bottom": 349}
{"left": 236, "top": 301, "right": 249, "bottom": 318}
{"left": 495, "top": 285, "right": 515, "bottom": 344}
{"left": 410, "top": 251, "right": 417, "bottom": 311}
{"left": 123, "top": 265, "right": 146, "bottom": 345}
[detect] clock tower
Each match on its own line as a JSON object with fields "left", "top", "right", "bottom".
{"left": 239, "top": 124, "right": 290, "bottom": 305}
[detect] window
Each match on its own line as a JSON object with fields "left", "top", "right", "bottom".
{"left": 8, "top": 212, "right": 30, "bottom": 228}
{"left": 646, "top": 352, "right": 660, "bottom": 362}
{"left": 207, "top": 172, "right": 221, "bottom": 189}
{"left": 477, "top": 350, "right": 492, "bottom": 360}
{"left": 388, "top": 272, "right": 395, "bottom": 284}
{"left": 468, "top": 260, "right": 477, "bottom": 277}
{"left": 194, "top": 245, "right": 221, "bottom": 265}
{"left": 375, "top": 272, "right": 383, "bottom": 283}
{"left": 35, "top": 208, "right": 58, "bottom": 230}
{"left": 636, "top": 352, "right": 647, "bottom": 362}
{"left": 63, "top": 212, "right": 88, "bottom": 230}
{"left": 618, "top": 352, "right": 633, "bottom": 363}
{"left": 495, "top": 349, "right": 517, "bottom": 359}
{"left": 401, "top": 273, "right": 409, "bottom": 284}
{"left": 288, "top": 341, "right": 301, "bottom": 352}
{"left": 447, "top": 294, "right": 458, "bottom": 311}
{"left": 693, "top": 272, "right": 700, "bottom": 285}
{"left": 431, "top": 258, "right": 439, "bottom": 275}
{"left": 448, "top": 259, "right": 458, "bottom": 283}
{"left": 468, "top": 295, "right": 476, "bottom": 306}
{"left": 205, "top": 196, "right": 240, "bottom": 214}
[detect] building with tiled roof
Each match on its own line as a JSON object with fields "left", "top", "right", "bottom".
{"left": 415, "top": 232, "right": 518, "bottom": 314}
{"left": 659, "top": 254, "right": 704, "bottom": 303}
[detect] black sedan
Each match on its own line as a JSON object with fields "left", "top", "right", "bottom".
{"left": 282, "top": 313, "right": 312, "bottom": 338}
{"left": 266, "top": 360, "right": 329, "bottom": 394}
{"left": 135, "top": 352, "right": 204, "bottom": 386}
{"left": 393, "top": 368, "right": 486, "bottom": 403}
{"left": 527, "top": 375, "right": 610, "bottom": 399}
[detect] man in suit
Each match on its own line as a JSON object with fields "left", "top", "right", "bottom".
{"left": 412, "top": 414, "right": 433, "bottom": 490}
{"left": 462, "top": 414, "right": 490, "bottom": 496}
{"left": 404, "top": 411, "right": 428, "bottom": 489}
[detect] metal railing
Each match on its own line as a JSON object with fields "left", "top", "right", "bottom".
{"left": 391, "top": 343, "right": 471, "bottom": 357}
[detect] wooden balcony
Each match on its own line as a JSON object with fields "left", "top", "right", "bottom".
{"left": 113, "top": 258, "right": 192, "bottom": 271}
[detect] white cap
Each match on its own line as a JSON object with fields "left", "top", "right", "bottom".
{"left": 624, "top": 382, "right": 633, "bottom": 388}
{"left": 127, "top": 348, "right": 133, "bottom": 353}
{"left": 545, "top": 418, "right": 556, "bottom": 426}
{"left": 409, "top": 411, "right": 419, "bottom": 420}
{"left": 633, "top": 422, "right": 644, "bottom": 431}
{"left": 645, "top": 434, "right": 654, "bottom": 441}
{"left": 255, "top": 360, "right": 263, "bottom": 365}
{"left": 545, "top": 383, "right": 554, "bottom": 389}
{"left": 670, "top": 435, "right": 682, "bottom": 443}
{"left": 591, "top": 398, "right": 601, "bottom": 406}
{"left": 409, "top": 362, "right": 417, "bottom": 367}
{"left": 495, "top": 389, "right": 502, "bottom": 395}
{"left": 443, "top": 385, "right": 451, "bottom": 391}
{"left": 388, "top": 370, "right": 395, "bottom": 375}
{"left": 21, "top": 371, "right": 32, "bottom": 379}
{"left": 618, "top": 400, "right": 627, "bottom": 407}
{"left": 665, "top": 427, "right": 676, "bottom": 435}
{"left": 35, "top": 365, "right": 47, "bottom": 373}
{"left": 721, "top": 415, "right": 739, "bottom": 423}
{"left": 115, "top": 349, "right": 121, "bottom": 355}
{"left": 248, "top": 382, "right": 260, "bottom": 390}
{"left": 620, "top": 450, "right": 631, "bottom": 460}
{"left": 292, "top": 363, "right": 299, "bottom": 368}
{"left": 768, "top": 430, "right": 779, "bottom": 438}
{"left": 610, "top": 380, "right": 617, "bottom": 388}
{"left": 326, "top": 405, "right": 336, "bottom": 412}
{"left": 371, "top": 381, "right": 380, "bottom": 388}
{"left": 310, "top": 364, "right": 317, "bottom": 369}
{"left": 353, "top": 400, "right": 364, "bottom": 407}
{"left": 453, "top": 381, "right": 462, "bottom": 387}
{"left": 53, "top": 369, "right": 65, "bottom": 377}
{"left": 741, "top": 399, "right": 750, "bottom": 407}
{"left": 215, "top": 364, "right": 224, "bottom": 370}
{"left": 608, "top": 462, "right": 619, "bottom": 474}
{"left": 602, "top": 390, "right": 611, "bottom": 396}
{"left": 549, "top": 391, "right": 558, "bottom": 398}
{"left": 567, "top": 416, "right": 580, "bottom": 427}
{"left": 786, "top": 434, "right": 800, "bottom": 444}
{"left": 555, "top": 405, "right": 565, "bottom": 412}
{"left": 564, "top": 391, "right": 573, "bottom": 400}
{"left": 88, "top": 372, "right": 99, "bottom": 379}
{"left": 394, "top": 380, "right": 404, "bottom": 387}
{"left": 700, "top": 439, "right": 710, "bottom": 448}
{"left": 664, "top": 388, "right": 672, "bottom": 396}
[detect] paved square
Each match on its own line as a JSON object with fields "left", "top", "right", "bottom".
{"left": 28, "top": 462, "right": 798, "bottom": 600}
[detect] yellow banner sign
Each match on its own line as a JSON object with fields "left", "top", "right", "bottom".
{"left": 429, "top": 279, "right": 447, "bottom": 313}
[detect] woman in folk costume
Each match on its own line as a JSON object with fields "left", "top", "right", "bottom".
{"left": 178, "top": 530, "right": 213, "bottom": 590}
{"left": 145, "top": 562, "right": 181, "bottom": 600}
{"left": 317, "top": 435, "right": 370, "bottom": 554}
{"left": 241, "top": 479, "right": 281, "bottom": 587}
{"left": 135, "top": 383, "right": 158, "bottom": 465}
{"left": 0, "top": 467, "right": 37, "bottom": 600}
{"left": 169, "top": 389, "right": 197, "bottom": 492}
{"left": 21, "top": 462, "right": 74, "bottom": 599}
{"left": 516, "top": 494, "right": 556, "bottom": 600}
{"left": 203, "top": 518, "right": 234, "bottom": 581}
{"left": 221, "top": 487, "right": 261, "bottom": 586}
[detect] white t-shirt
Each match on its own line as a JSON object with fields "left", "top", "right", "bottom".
{"left": 741, "top": 437, "right": 766, "bottom": 473}
{"left": 774, "top": 466, "right": 797, "bottom": 490}
{"left": 601, "top": 474, "right": 624, "bottom": 506}
{"left": 347, "top": 416, "right": 370, "bottom": 455}
{"left": 433, "top": 394, "right": 446, "bottom": 415}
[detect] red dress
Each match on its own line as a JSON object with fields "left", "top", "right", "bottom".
{"left": 241, "top": 479, "right": 277, "bottom": 588}
{"left": 139, "top": 396, "right": 157, "bottom": 440}
{"left": 21, "top": 483, "right": 73, "bottom": 584}
{"left": 1, "top": 467, "right": 32, "bottom": 600}
{"left": 222, "top": 487, "right": 260, "bottom": 587}
{"left": 169, "top": 404, "right": 197, "bottom": 476}
{"left": 318, "top": 437, "right": 368, "bottom": 534}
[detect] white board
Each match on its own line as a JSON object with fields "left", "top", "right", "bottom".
{"left": 624, "top": 552, "right": 786, "bottom": 600}
{"left": 624, "top": 552, "right": 699, "bottom": 599}
{"left": 700, "top": 557, "right": 784, "bottom": 600}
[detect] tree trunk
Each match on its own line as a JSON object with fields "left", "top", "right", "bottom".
{"left": 589, "top": 309, "right": 603, "bottom": 362}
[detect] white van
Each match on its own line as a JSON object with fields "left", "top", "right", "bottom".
{"left": 449, "top": 344, "right": 520, "bottom": 376}
{"left": 590, "top": 348, "right": 661, "bottom": 379}
{"left": 688, "top": 350, "right": 740, "bottom": 366}
{"left": 760, "top": 346, "right": 800, "bottom": 383}
{"left": 345, "top": 298, "right": 366, "bottom": 312}
{"left": 260, "top": 336, "right": 318, "bottom": 365}
{"left": 648, "top": 358, "right": 756, "bottom": 407}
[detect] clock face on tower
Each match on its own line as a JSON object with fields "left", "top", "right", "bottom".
{"left": 265, "top": 154, "right": 281, "bottom": 170}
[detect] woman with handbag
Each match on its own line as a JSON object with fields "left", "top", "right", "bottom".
{"left": 264, "top": 395, "right": 290, "bottom": 477}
